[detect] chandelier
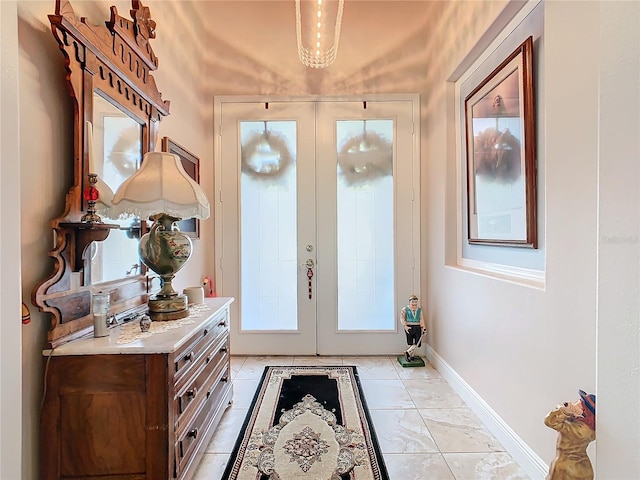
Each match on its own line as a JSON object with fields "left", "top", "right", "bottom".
{"left": 295, "top": 0, "right": 344, "bottom": 68}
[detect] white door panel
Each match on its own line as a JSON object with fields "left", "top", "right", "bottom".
{"left": 215, "top": 97, "right": 419, "bottom": 355}
{"left": 218, "top": 102, "right": 317, "bottom": 355}
{"left": 316, "top": 101, "right": 418, "bottom": 355}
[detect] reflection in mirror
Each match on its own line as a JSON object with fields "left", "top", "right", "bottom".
{"left": 86, "top": 93, "right": 143, "bottom": 285}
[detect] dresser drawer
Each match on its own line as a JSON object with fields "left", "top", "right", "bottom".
{"left": 175, "top": 334, "right": 229, "bottom": 428}
{"left": 173, "top": 310, "right": 229, "bottom": 380}
{"left": 176, "top": 364, "right": 232, "bottom": 476}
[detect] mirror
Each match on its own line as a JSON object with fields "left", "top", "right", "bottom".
{"left": 86, "top": 93, "right": 142, "bottom": 285}
{"left": 33, "top": 0, "right": 170, "bottom": 348}
{"left": 92, "top": 93, "right": 142, "bottom": 191}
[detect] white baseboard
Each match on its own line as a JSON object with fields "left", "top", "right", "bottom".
{"left": 426, "top": 345, "right": 548, "bottom": 480}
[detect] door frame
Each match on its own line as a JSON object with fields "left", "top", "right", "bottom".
{"left": 213, "top": 94, "right": 421, "bottom": 355}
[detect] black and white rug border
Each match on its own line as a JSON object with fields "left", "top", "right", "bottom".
{"left": 222, "top": 365, "right": 390, "bottom": 480}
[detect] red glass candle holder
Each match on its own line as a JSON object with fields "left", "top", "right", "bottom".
{"left": 81, "top": 173, "right": 102, "bottom": 223}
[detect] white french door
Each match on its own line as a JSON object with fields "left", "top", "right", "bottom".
{"left": 214, "top": 96, "right": 419, "bottom": 355}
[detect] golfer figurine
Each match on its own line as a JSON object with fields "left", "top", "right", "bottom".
{"left": 400, "top": 295, "right": 427, "bottom": 363}
{"left": 544, "top": 390, "right": 596, "bottom": 480}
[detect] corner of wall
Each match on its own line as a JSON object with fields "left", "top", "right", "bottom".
{"left": 426, "top": 345, "right": 548, "bottom": 479}
{"left": 1, "top": 2, "right": 23, "bottom": 479}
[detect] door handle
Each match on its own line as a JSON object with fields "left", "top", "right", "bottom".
{"left": 303, "top": 259, "right": 314, "bottom": 299}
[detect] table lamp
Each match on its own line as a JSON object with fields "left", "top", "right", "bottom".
{"left": 109, "top": 151, "right": 210, "bottom": 320}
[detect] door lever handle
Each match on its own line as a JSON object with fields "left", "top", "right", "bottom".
{"left": 305, "top": 260, "right": 314, "bottom": 300}
{"left": 301, "top": 259, "right": 315, "bottom": 300}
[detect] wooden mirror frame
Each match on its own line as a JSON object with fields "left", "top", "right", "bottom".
{"left": 32, "top": 0, "right": 170, "bottom": 348}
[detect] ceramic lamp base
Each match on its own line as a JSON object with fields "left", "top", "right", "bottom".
{"left": 148, "top": 294, "right": 189, "bottom": 321}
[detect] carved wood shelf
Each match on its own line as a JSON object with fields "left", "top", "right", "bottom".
{"left": 59, "top": 222, "right": 120, "bottom": 271}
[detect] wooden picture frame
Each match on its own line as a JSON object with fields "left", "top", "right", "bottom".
{"left": 161, "top": 137, "right": 201, "bottom": 239}
{"left": 464, "top": 36, "right": 537, "bottom": 248}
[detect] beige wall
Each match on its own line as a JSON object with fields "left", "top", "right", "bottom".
{"left": 19, "top": 6, "right": 72, "bottom": 476}
{"left": 16, "top": 1, "right": 217, "bottom": 477}
{"left": 7, "top": 0, "right": 639, "bottom": 478}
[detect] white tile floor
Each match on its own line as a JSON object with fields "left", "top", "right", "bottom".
{"left": 194, "top": 356, "right": 531, "bottom": 480}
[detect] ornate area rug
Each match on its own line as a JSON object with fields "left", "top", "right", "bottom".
{"left": 223, "top": 366, "right": 389, "bottom": 480}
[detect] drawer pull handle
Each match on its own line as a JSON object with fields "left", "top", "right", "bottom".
{"left": 185, "top": 352, "right": 195, "bottom": 363}
{"left": 203, "top": 328, "right": 209, "bottom": 336}
{"left": 220, "top": 346, "right": 228, "bottom": 353}
{"left": 187, "top": 388, "right": 198, "bottom": 399}
{"left": 221, "top": 376, "right": 229, "bottom": 383}
{"left": 206, "top": 390, "right": 212, "bottom": 398}
{"left": 206, "top": 355, "right": 212, "bottom": 364}
{"left": 218, "top": 320, "right": 226, "bottom": 327}
{"left": 188, "top": 428, "right": 198, "bottom": 439}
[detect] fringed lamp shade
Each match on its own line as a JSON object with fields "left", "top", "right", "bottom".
{"left": 109, "top": 152, "right": 209, "bottom": 220}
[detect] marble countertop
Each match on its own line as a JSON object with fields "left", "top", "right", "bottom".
{"left": 44, "top": 297, "right": 234, "bottom": 356}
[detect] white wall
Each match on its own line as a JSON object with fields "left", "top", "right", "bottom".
{"left": 1, "top": 3, "right": 23, "bottom": 478}
{"left": 425, "top": 0, "right": 592, "bottom": 471}
{"left": 596, "top": 1, "right": 640, "bottom": 477}
{"left": 425, "top": 1, "right": 639, "bottom": 478}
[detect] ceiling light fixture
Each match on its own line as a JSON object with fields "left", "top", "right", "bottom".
{"left": 295, "top": 0, "right": 344, "bottom": 68}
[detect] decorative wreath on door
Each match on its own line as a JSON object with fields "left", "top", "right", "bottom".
{"left": 337, "top": 131, "right": 393, "bottom": 185}
{"left": 241, "top": 130, "right": 293, "bottom": 181}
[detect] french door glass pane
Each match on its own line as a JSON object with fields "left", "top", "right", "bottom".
{"left": 336, "top": 120, "right": 395, "bottom": 330}
{"left": 240, "top": 121, "right": 298, "bottom": 331}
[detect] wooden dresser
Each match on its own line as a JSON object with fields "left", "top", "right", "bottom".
{"left": 40, "top": 297, "right": 234, "bottom": 480}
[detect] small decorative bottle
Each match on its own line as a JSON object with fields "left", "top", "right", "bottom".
{"left": 139, "top": 314, "right": 151, "bottom": 332}
{"left": 92, "top": 291, "right": 110, "bottom": 337}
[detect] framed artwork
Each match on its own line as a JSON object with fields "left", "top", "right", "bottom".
{"left": 464, "top": 36, "right": 537, "bottom": 248}
{"left": 161, "top": 137, "right": 201, "bottom": 239}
